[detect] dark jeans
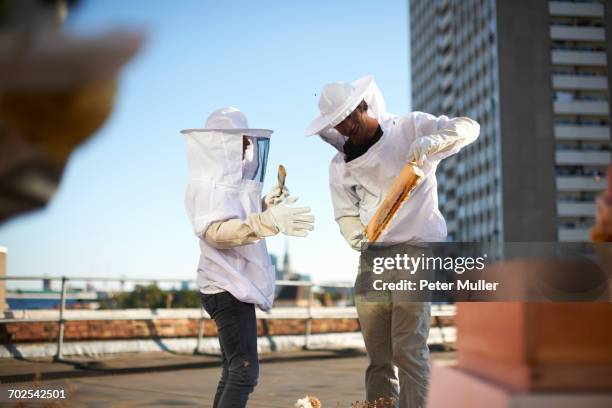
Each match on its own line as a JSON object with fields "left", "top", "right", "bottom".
{"left": 201, "top": 291, "right": 259, "bottom": 408}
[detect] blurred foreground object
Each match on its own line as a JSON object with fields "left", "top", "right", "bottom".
{"left": 429, "top": 166, "right": 612, "bottom": 407}
{"left": 0, "top": 246, "right": 7, "bottom": 310}
{"left": 590, "top": 166, "right": 612, "bottom": 242}
{"left": 0, "top": 0, "right": 144, "bottom": 223}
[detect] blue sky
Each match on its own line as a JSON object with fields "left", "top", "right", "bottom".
{"left": 0, "top": 0, "right": 411, "bottom": 286}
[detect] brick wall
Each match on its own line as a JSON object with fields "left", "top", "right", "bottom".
{"left": 1, "top": 313, "right": 454, "bottom": 344}
{"left": 0, "top": 318, "right": 363, "bottom": 343}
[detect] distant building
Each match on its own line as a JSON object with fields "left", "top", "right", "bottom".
{"left": 270, "top": 253, "right": 282, "bottom": 280}
{"left": 282, "top": 241, "right": 292, "bottom": 279}
{"left": 409, "top": 0, "right": 611, "bottom": 242}
{"left": 42, "top": 278, "right": 52, "bottom": 292}
{"left": 273, "top": 240, "right": 312, "bottom": 306}
{"left": 7, "top": 290, "right": 99, "bottom": 310}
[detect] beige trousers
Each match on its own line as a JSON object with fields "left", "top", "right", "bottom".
{"left": 355, "top": 297, "right": 431, "bottom": 408}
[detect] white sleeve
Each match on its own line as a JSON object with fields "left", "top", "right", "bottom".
{"left": 329, "top": 156, "right": 360, "bottom": 222}
{"left": 410, "top": 111, "right": 480, "bottom": 162}
{"left": 184, "top": 181, "right": 241, "bottom": 239}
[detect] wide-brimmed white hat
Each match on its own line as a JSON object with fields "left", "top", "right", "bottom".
{"left": 304, "top": 75, "right": 374, "bottom": 136}
{"left": 181, "top": 106, "right": 272, "bottom": 137}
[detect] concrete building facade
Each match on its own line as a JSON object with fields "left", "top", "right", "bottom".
{"left": 410, "top": 0, "right": 611, "bottom": 242}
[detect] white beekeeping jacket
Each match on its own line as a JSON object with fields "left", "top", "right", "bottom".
{"left": 307, "top": 76, "right": 479, "bottom": 244}
{"left": 182, "top": 126, "right": 276, "bottom": 311}
{"left": 329, "top": 111, "right": 480, "bottom": 243}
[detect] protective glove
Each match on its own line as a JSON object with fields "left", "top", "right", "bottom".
{"left": 347, "top": 229, "right": 364, "bottom": 251}
{"left": 337, "top": 216, "right": 365, "bottom": 251}
{"left": 263, "top": 184, "right": 291, "bottom": 207}
{"left": 253, "top": 202, "right": 315, "bottom": 237}
{"left": 407, "top": 136, "right": 440, "bottom": 166}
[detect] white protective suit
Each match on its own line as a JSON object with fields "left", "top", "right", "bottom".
{"left": 182, "top": 110, "right": 276, "bottom": 311}
{"left": 313, "top": 77, "right": 480, "bottom": 244}
{"left": 330, "top": 112, "right": 479, "bottom": 243}
{"left": 306, "top": 76, "right": 480, "bottom": 408}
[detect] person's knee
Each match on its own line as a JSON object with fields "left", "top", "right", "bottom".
{"left": 392, "top": 343, "right": 429, "bottom": 371}
{"left": 244, "top": 358, "right": 259, "bottom": 387}
{"left": 366, "top": 361, "right": 395, "bottom": 376}
{"left": 228, "top": 355, "right": 259, "bottom": 388}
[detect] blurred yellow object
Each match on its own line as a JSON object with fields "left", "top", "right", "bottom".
{"left": 0, "top": 78, "right": 117, "bottom": 164}
{"left": 0, "top": 27, "right": 144, "bottom": 222}
{"left": 590, "top": 226, "right": 612, "bottom": 243}
{"left": 590, "top": 167, "right": 612, "bottom": 243}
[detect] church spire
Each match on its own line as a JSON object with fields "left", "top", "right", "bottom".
{"left": 282, "top": 238, "right": 291, "bottom": 279}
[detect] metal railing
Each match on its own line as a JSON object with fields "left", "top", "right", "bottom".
{"left": 1, "top": 275, "right": 456, "bottom": 360}
{"left": 0, "top": 275, "right": 356, "bottom": 360}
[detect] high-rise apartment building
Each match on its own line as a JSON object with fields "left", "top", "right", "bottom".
{"left": 410, "top": 0, "right": 612, "bottom": 242}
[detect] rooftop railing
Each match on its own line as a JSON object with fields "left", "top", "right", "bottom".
{"left": 0, "top": 274, "right": 455, "bottom": 361}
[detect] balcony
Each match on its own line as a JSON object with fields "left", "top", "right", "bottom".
{"left": 436, "top": 0, "right": 449, "bottom": 12}
{"left": 437, "top": 11, "right": 452, "bottom": 32}
{"left": 557, "top": 202, "right": 596, "bottom": 217}
{"left": 549, "top": 1, "right": 604, "bottom": 17}
{"left": 556, "top": 176, "right": 607, "bottom": 191}
{"left": 558, "top": 227, "right": 591, "bottom": 242}
{"left": 553, "top": 100, "right": 609, "bottom": 115}
{"left": 552, "top": 75, "right": 608, "bottom": 91}
{"left": 550, "top": 26, "right": 606, "bottom": 42}
{"left": 439, "top": 73, "right": 453, "bottom": 91}
{"left": 555, "top": 150, "right": 611, "bottom": 166}
{"left": 554, "top": 125, "right": 610, "bottom": 141}
{"left": 441, "top": 94, "right": 454, "bottom": 111}
{"left": 551, "top": 50, "right": 607, "bottom": 66}
{"left": 437, "top": 33, "right": 452, "bottom": 51}
{"left": 444, "top": 198, "right": 457, "bottom": 213}
{"left": 438, "top": 53, "right": 453, "bottom": 71}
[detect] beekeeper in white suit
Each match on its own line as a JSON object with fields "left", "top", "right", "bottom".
{"left": 305, "top": 76, "right": 479, "bottom": 408}
{"left": 183, "top": 107, "right": 314, "bottom": 408}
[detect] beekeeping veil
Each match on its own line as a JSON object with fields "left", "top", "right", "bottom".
{"left": 304, "top": 75, "right": 389, "bottom": 152}
{"left": 181, "top": 107, "right": 276, "bottom": 311}
{"left": 181, "top": 106, "right": 272, "bottom": 236}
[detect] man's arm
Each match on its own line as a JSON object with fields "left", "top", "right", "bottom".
{"left": 330, "top": 158, "right": 364, "bottom": 251}
{"left": 408, "top": 112, "right": 480, "bottom": 164}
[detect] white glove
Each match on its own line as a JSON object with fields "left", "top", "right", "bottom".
{"left": 337, "top": 216, "right": 365, "bottom": 251}
{"left": 259, "top": 203, "right": 315, "bottom": 237}
{"left": 407, "top": 136, "right": 440, "bottom": 166}
{"left": 263, "top": 184, "right": 291, "bottom": 207}
{"left": 347, "top": 230, "right": 364, "bottom": 251}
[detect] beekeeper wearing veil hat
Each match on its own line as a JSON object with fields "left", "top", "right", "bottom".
{"left": 306, "top": 75, "right": 479, "bottom": 407}
{"left": 182, "top": 106, "right": 314, "bottom": 408}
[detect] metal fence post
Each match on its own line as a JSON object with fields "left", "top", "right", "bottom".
{"left": 54, "top": 276, "right": 68, "bottom": 361}
{"left": 195, "top": 305, "right": 205, "bottom": 354}
{"left": 304, "top": 283, "right": 313, "bottom": 350}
